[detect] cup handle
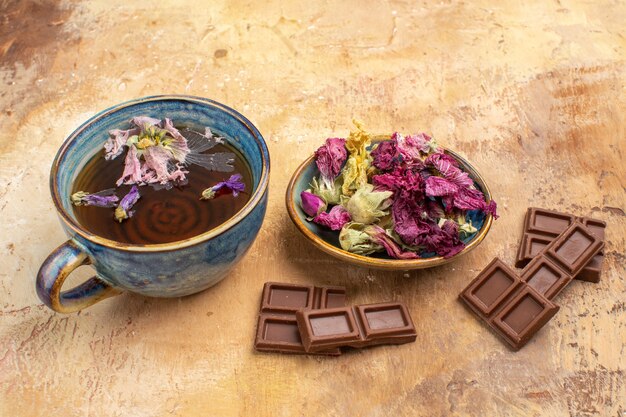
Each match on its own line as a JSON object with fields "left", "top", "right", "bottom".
{"left": 36, "top": 240, "right": 121, "bottom": 313}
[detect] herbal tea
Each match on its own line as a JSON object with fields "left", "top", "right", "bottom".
{"left": 71, "top": 117, "right": 252, "bottom": 244}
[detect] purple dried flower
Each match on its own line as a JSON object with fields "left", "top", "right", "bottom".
{"left": 315, "top": 137, "right": 347, "bottom": 182}
{"left": 425, "top": 220, "right": 466, "bottom": 258}
{"left": 452, "top": 188, "right": 499, "bottom": 218}
{"left": 71, "top": 189, "right": 119, "bottom": 208}
{"left": 115, "top": 185, "right": 141, "bottom": 222}
{"left": 313, "top": 205, "right": 351, "bottom": 230}
{"left": 366, "top": 225, "right": 419, "bottom": 260}
{"left": 425, "top": 198, "right": 445, "bottom": 220}
{"left": 106, "top": 116, "right": 234, "bottom": 188}
{"left": 300, "top": 191, "right": 327, "bottom": 218}
{"left": 391, "top": 194, "right": 431, "bottom": 247}
{"left": 484, "top": 200, "right": 498, "bottom": 218}
{"left": 373, "top": 166, "right": 425, "bottom": 193}
{"left": 371, "top": 140, "right": 399, "bottom": 171}
{"left": 201, "top": 174, "right": 245, "bottom": 200}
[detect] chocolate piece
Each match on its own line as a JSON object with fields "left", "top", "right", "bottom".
{"left": 254, "top": 315, "right": 341, "bottom": 355}
{"left": 526, "top": 207, "right": 576, "bottom": 235}
{"left": 491, "top": 286, "right": 559, "bottom": 348}
{"left": 460, "top": 220, "right": 604, "bottom": 350}
{"left": 520, "top": 257, "right": 570, "bottom": 299}
{"left": 254, "top": 282, "right": 346, "bottom": 355}
{"left": 299, "top": 307, "right": 361, "bottom": 352}
{"left": 461, "top": 258, "right": 522, "bottom": 316}
{"left": 319, "top": 287, "right": 347, "bottom": 309}
{"left": 260, "top": 282, "right": 315, "bottom": 314}
{"left": 260, "top": 282, "right": 346, "bottom": 314}
{"left": 515, "top": 208, "right": 606, "bottom": 283}
{"left": 296, "top": 302, "right": 416, "bottom": 353}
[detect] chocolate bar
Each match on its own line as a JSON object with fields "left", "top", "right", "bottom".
{"left": 460, "top": 220, "right": 604, "bottom": 350}
{"left": 515, "top": 208, "right": 606, "bottom": 283}
{"left": 254, "top": 282, "right": 346, "bottom": 355}
{"left": 296, "top": 302, "right": 416, "bottom": 353}
{"left": 460, "top": 258, "right": 560, "bottom": 350}
{"left": 259, "top": 281, "right": 346, "bottom": 314}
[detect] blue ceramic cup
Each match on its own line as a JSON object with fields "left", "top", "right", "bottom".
{"left": 37, "top": 96, "right": 270, "bottom": 313}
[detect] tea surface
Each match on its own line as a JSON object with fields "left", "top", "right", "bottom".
{"left": 71, "top": 143, "right": 252, "bottom": 244}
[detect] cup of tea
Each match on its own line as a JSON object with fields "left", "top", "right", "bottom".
{"left": 37, "top": 96, "right": 270, "bottom": 313}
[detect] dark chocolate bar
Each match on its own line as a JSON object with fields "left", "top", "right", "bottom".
{"left": 460, "top": 220, "right": 604, "bottom": 350}
{"left": 459, "top": 258, "right": 558, "bottom": 350}
{"left": 515, "top": 208, "right": 606, "bottom": 283}
{"left": 296, "top": 302, "right": 416, "bottom": 353}
{"left": 254, "top": 282, "right": 346, "bottom": 355}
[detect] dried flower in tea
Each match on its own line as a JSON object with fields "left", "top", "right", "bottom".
{"left": 201, "top": 174, "right": 246, "bottom": 200}
{"left": 114, "top": 185, "right": 141, "bottom": 222}
{"left": 71, "top": 188, "right": 119, "bottom": 208}
{"left": 73, "top": 117, "right": 245, "bottom": 227}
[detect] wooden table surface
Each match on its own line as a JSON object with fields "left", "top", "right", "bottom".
{"left": 1, "top": 1, "right": 624, "bottom": 416}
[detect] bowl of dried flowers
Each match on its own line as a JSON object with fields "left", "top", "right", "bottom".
{"left": 286, "top": 121, "right": 498, "bottom": 270}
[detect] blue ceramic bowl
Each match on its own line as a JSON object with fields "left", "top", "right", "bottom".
{"left": 37, "top": 96, "right": 270, "bottom": 313}
{"left": 286, "top": 136, "right": 494, "bottom": 270}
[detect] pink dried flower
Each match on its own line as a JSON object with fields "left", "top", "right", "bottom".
{"left": 116, "top": 145, "right": 142, "bottom": 186}
{"left": 425, "top": 152, "right": 473, "bottom": 189}
{"left": 424, "top": 176, "right": 458, "bottom": 197}
{"left": 366, "top": 225, "right": 419, "bottom": 259}
{"left": 162, "top": 118, "right": 190, "bottom": 162}
{"left": 393, "top": 132, "right": 434, "bottom": 161}
{"left": 314, "top": 205, "right": 351, "bottom": 230}
{"left": 300, "top": 191, "right": 327, "bottom": 218}
{"left": 315, "top": 137, "right": 347, "bottom": 182}
{"left": 104, "top": 129, "right": 134, "bottom": 161}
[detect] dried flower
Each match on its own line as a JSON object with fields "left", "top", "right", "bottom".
{"left": 394, "top": 132, "right": 437, "bottom": 161}
{"left": 116, "top": 145, "right": 142, "bottom": 186}
{"left": 427, "top": 220, "right": 466, "bottom": 258}
{"left": 105, "top": 117, "right": 233, "bottom": 188}
{"left": 114, "top": 185, "right": 140, "bottom": 222}
{"left": 306, "top": 123, "right": 497, "bottom": 259}
{"left": 458, "top": 219, "right": 478, "bottom": 237}
{"left": 424, "top": 176, "right": 458, "bottom": 197}
{"left": 391, "top": 194, "right": 431, "bottom": 247}
{"left": 425, "top": 152, "right": 473, "bottom": 189}
{"left": 339, "top": 222, "right": 383, "bottom": 255}
{"left": 300, "top": 191, "right": 327, "bottom": 218}
{"left": 71, "top": 189, "right": 119, "bottom": 208}
{"left": 345, "top": 184, "right": 392, "bottom": 224}
{"left": 310, "top": 176, "right": 342, "bottom": 205}
{"left": 314, "top": 205, "right": 351, "bottom": 230}
{"left": 365, "top": 225, "right": 420, "bottom": 259}
{"left": 315, "top": 138, "right": 347, "bottom": 183}
{"left": 342, "top": 120, "right": 372, "bottom": 195}
{"left": 371, "top": 140, "right": 399, "bottom": 171}
{"left": 201, "top": 174, "right": 245, "bottom": 200}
